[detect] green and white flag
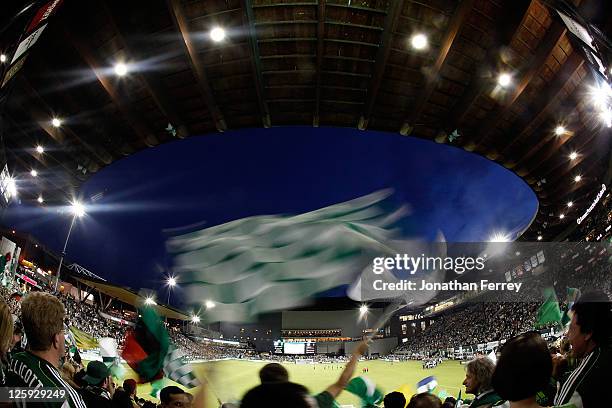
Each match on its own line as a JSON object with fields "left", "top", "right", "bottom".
{"left": 167, "top": 190, "right": 408, "bottom": 322}
{"left": 345, "top": 376, "right": 384, "bottom": 407}
{"left": 163, "top": 344, "right": 200, "bottom": 389}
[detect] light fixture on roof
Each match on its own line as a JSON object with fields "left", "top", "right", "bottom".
{"left": 36, "top": 145, "right": 44, "bottom": 154}
{"left": 144, "top": 297, "right": 156, "bottom": 305}
{"left": 37, "top": 196, "right": 44, "bottom": 203}
{"left": 498, "top": 73, "right": 512, "bottom": 88}
{"left": 51, "top": 117, "right": 62, "bottom": 128}
{"left": 569, "top": 152, "right": 578, "bottom": 160}
{"left": 8, "top": 178, "right": 17, "bottom": 198}
{"left": 559, "top": 214, "right": 565, "bottom": 219}
{"left": 567, "top": 201, "right": 573, "bottom": 207}
{"left": 114, "top": 62, "right": 128, "bottom": 76}
{"left": 71, "top": 201, "right": 86, "bottom": 217}
{"left": 554, "top": 125, "right": 566, "bottom": 136}
{"left": 537, "top": 235, "right": 542, "bottom": 241}
{"left": 590, "top": 82, "right": 611, "bottom": 109}
{"left": 0, "top": 54, "right": 6, "bottom": 63}
{"left": 205, "top": 300, "right": 215, "bottom": 309}
{"left": 600, "top": 107, "right": 612, "bottom": 128}
{"left": 488, "top": 231, "right": 510, "bottom": 242}
{"left": 574, "top": 175, "right": 582, "bottom": 182}
{"left": 191, "top": 315, "right": 200, "bottom": 323}
{"left": 410, "top": 33, "right": 428, "bottom": 50}
{"left": 167, "top": 276, "right": 177, "bottom": 287}
{"left": 210, "top": 27, "right": 226, "bottom": 42}
{"left": 30, "top": 169, "right": 38, "bottom": 177}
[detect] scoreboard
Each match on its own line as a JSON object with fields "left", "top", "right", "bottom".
{"left": 273, "top": 340, "right": 316, "bottom": 354}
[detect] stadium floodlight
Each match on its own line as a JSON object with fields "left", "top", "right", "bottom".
{"left": 498, "top": 73, "right": 512, "bottom": 88}
{"left": 30, "top": 169, "right": 38, "bottom": 177}
{"left": 114, "top": 62, "right": 128, "bottom": 76}
{"left": 567, "top": 201, "right": 573, "bottom": 208}
{"left": 7, "top": 178, "right": 17, "bottom": 198}
{"left": 36, "top": 145, "right": 44, "bottom": 154}
{"left": 537, "top": 235, "right": 542, "bottom": 241}
{"left": 574, "top": 175, "right": 582, "bottom": 183}
{"left": 359, "top": 305, "right": 368, "bottom": 315}
{"left": 191, "top": 315, "right": 200, "bottom": 323}
{"left": 167, "top": 276, "right": 177, "bottom": 287}
{"left": 410, "top": 33, "right": 428, "bottom": 50}
{"left": 71, "top": 201, "right": 86, "bottom": 217}
{"left": 51, "top": 117, "right": 62, "bottom": 128}
{"left": 145, "top": 297, "right": 156, "bottom": 305}
{"left": 559, "top": 214, "right": 565, "bottom": 219}
{"left": 55, "top": 201, "right": 86, "bottom": 292}
{"left": 488, "top": 232, "right": 510, "bottom": 243}
{"left": 37, "top": 196, "right": 44, "bottom": 204}
{"left": 569, "top": 152, "right": 578, "bottom": 161}
{"left": 554, "top": 125, "right": 565, "bottom": 136}
{"left": 210, "top": 27, "right": 226, "bottom": 42}
{"left": 205, "top": 300, "right": 216, "bottom": 309}
{"left": 0, "top": 54, "right": 6, "bottom": 63}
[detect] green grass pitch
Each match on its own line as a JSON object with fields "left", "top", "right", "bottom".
{"left": 128, "top": 360, "right": 470, "bottom": 406}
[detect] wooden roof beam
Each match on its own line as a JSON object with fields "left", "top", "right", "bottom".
{"left": 439, "top": 0, "right": 533, "bottom": 143}
{"left": 399, "top": 0, "right": 474, "bottom": 135}
{"left": 314, "top": 0, "right": 326, "bottom": 127}
{"left": 499, "top": 52, "right": 584, "bottom": 158}
{"left": 167, "top": 0, "right": 227, "bottom": 132}
{"left": 473, "top": 22, "right": 568, "bottom": 149}
{"left": 102, "top": 1, "right": 191, "bottom": 139}
{"left": 63, "top": 29, "right": 160, "bottom": 148}
{"left": 243, "top": 0, "right": 271, "bottom": 128}
{"left": 358, "top": 0, "right": 403, "bottom": 130}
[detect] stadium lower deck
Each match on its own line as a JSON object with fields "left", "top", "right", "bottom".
{"left": 129, "top": 359, "right": 467, "bottom": 407}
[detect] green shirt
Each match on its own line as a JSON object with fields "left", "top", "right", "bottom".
{"left": 6, "top": 351, "right": 87, "bottom": 408}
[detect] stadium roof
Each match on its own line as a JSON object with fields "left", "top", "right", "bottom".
{"left": 73, "top": 276, "right": 191, "bottom": 321}
{"left": 1, "top": 0, "right": 612, "bottom": 242}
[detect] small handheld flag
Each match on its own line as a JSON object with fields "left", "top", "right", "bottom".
{"left": 416, "top": 376, "right": 438, "bottom": 394}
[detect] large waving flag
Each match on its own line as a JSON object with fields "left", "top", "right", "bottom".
{"left": 121, "top": 307, "right": 170, "bottom": 383}
{"left": 168, "top": 190, "right": 408, "bottom": 322}
{"left": 536, "top": 287, "right": 562, "bottom": 327}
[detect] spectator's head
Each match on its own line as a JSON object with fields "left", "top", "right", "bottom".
{"left": 259, "top": 363, "right": 289, "bottom": 383}
{"left": 240, "top": 382, "right": 315, "bottom": 408}
{"left": 569, "top": 291, "right": 611, "bottom": 357}
{"left": 383, "top": 391, "right": 406, "bottom": 408}
{"left": 492, "top": 332, "right": 552, "bottom": 402}
{"left": 407, "top": 393, "right": 441, "bottom": 408}
{"left": 11, "top": 318, "right": 23, "bottom": 350}
{"left": 83, "top": 360, "right": 112, "bottom": 389}
{"left": 123, "top": 379, "right": 137, "bottom": 396}
{"left": 0, "top": 300, "right": 13, "bottom": 354}
{"left": 441, "top": 396, "right": 456, "bottom": 408}
{"left": 20, "top": 292, "right": 65, "bottom": 361}
{"left": 463, "top": 356, "right": 495, "bottom": 395}
{"left": 160, "top": 386, "right": 190, "bottom": 408}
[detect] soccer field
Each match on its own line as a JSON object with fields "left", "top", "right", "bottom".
{"left": 130, "top": 360, "right": 469, "bottom": 406}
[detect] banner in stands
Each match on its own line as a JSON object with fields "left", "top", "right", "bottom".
{"left": 69, "top": 326, "right": 99, "bottom": 350}
{"left": 99, "top": 311, "right": 135, "bottom": 327}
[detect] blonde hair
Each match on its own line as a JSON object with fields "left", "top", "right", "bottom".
{"left": 21, "top": 292, "right": 65, "bottom": 351}
{"left": 0, "top": 300, "right": 13, "bottom": 353}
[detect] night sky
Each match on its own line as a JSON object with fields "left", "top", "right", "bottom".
{"left": 2, "top": 127, "right": 537, "bottom": 305}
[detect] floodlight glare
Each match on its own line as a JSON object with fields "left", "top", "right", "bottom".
{"left": 168, "top": 277, "right": 177, "bottom": 287}
{"left": 206, "top": 300, "right": 216, "bottom": 309}
{"left": 36, "top": 145, "right": 44, "bottom": 154}
{"left": 554, "top": 125, "right": 565, "bottom": 136}
{"left": 498, "top": 73, "right": 512, "bottom": 88}
{"left": 410, "top": 33, "right": 428, "bottom": 50}
{"left": 114, "top": 62, "right": 128, "bottom": 76}
{"left": 210, "top": 27, "right": 226, "bottom": 42}
{"left": 51, "top": 118, "right": 62, "bottom": 128}
{"left": 71, "top": 201, "right": 85, "bottom": 217}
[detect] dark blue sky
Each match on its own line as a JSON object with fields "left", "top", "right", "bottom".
{"left": 2, "top": 127, "right": 537, "bottom": 304}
